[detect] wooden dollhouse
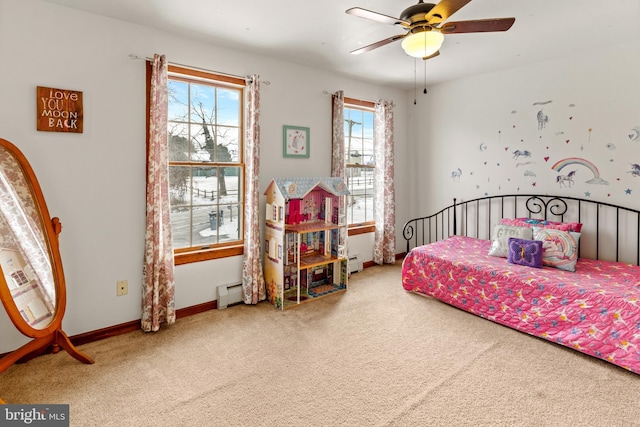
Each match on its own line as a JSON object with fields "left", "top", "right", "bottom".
{"left": 263, "top": 177, "right": 349, "bottom": 309}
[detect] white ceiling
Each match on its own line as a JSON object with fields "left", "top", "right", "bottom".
{"left": 42, "top": 0, "right": 640, "bottom": 90}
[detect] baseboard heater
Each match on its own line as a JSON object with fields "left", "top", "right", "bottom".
{"left": 348, "top": 254, "right": 363, "bottom": 274}
{"left": 216, "top": 283, "right": 243, "bottom": 309}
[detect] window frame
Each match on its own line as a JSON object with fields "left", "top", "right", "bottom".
{"left": 146, "top": 63, "right": 246, "bottom": 265}
{"left": 344, "top": 97, "right": 376, "bottom": 235}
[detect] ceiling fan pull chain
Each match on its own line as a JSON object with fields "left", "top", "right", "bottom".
{"left": 423, "top": 59, "right": 428, "bottom": 94}
{"left": 414, "top": 58, "right": 418, "bottom": 104}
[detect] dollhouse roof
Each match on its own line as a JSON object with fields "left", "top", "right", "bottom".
{"left": 266, "top": 177, "right": 350, "bottom": 199}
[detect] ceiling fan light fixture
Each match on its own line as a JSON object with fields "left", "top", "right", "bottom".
{"left": 401, "top": 29, "right": 444, "bottom": 58}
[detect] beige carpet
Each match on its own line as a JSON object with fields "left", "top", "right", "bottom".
{"left": 2, "top": 262, "right": 640, "bottom": 426}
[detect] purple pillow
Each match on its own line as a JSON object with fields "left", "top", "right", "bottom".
{"left": 507, "top": 237, "right": 543, "bottom": 268}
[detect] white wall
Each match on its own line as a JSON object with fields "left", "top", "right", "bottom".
{"left": 410, "top": 41, "right": 640, "bottom": 218}
{"left": 0, "top": 0, "right": 410, "bottom": 352}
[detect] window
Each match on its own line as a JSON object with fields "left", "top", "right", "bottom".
{"left": 166, "top": 66, "right": 245, "bottom": 264}
{"left": 344, "top": 99, "right": 375, "bottom": 229}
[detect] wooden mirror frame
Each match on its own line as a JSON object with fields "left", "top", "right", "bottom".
{"left": 0, "top": 138, "right": 93, "bottom": 403}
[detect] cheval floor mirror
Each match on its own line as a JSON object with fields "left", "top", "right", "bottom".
{"left": 0, "top": 137, "right": 93, "bottom": 403}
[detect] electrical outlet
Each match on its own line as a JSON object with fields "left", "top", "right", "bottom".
{"left": 117, "top": 280, "right": 128, "bottom": 296}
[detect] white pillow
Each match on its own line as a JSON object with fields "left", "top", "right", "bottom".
{"left": 533, "top": 227, "right": 581, "bottom": 272}
{"left": 488, "top": 225, "right": 533, "bottom": 258}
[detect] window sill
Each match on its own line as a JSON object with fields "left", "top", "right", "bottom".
{"left": 348, "top": 224, "right": 375, "bottom": 236}
{"left": 174, "top": 244, "right": 244, "bottom": 265}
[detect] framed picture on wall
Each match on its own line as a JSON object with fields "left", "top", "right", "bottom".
{"left": 283, "top": 125, "right": 310, "bottom": 158}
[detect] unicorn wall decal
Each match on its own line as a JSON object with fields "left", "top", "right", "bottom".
{"left": 556, "top": 170, "right": 576, "bottom": 187}
{"left": 537, "top": 110, "right": 549, "bottom": 130}
{"left": 513, "top": 150, "right": 531, "bottom": 160}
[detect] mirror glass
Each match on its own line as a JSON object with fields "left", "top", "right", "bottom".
{"left": 0, "top": 144, "right": 56, "bottom": 330}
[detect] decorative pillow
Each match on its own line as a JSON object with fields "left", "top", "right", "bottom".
{"left": 488, "top": 225, "right": 533, "bottom": 258}
{"left": 533, "top": 227, "right": 581, "bottom": 272}
{"left": 501, "top": 217, "right": 582, "bottom": 232}
{"left": 507, "top": 238, "right": 543, "bottom": 268}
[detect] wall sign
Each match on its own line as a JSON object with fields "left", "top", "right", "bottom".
{"left": 36, "top": 86, "right": 83, "bottom": 133}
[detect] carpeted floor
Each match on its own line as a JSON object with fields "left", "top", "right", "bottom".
{"left": 2, "top": 262, "right": 640, "bottom": 426}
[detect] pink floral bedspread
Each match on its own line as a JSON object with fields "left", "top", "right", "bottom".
{"left": 402, "top": 235, "right": 640, "bottom": 374}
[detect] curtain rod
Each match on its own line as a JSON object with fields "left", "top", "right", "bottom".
{"left": 323, "top": 90, "right": 376, "bottom": 107}
{"left": 128, "top": 54, "right": 270, "bottom": 85}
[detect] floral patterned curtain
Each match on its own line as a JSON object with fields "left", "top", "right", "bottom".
{"left": 242, "top": 74, "right": 266, "bottom": 304}
{"left": 330, "top": 90, "right": 349, "bottom": 259}
{"left": 331, "top": 91, "right": 345, "bottom": 180}
{"left": 142, "top": 54, "right": 175, "bottom": 332}
{"left": 373, "top": 100, "right": 396, "bottom": 265}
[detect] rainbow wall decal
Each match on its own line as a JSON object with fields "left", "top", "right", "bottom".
{"left": 551, "top": 157, "right": 609, "bottom": 185}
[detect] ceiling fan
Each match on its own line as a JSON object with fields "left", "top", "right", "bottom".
{"left": 346, "top": 0, "right": 515, "bottom": 60}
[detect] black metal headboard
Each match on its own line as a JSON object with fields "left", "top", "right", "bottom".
{"left": 402, "top": 194, "right": 640, "bottom": 266}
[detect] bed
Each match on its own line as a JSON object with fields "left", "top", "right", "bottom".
{"left": 401, "top": 195, "right": 640, "bottom": 373}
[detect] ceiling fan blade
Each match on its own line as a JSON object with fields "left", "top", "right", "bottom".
{"left": 424, "top": 50, "right": 440, "bottom": 60}
{"left": 350, "top": 35, "right": 405, "bottom": 55}
{"left": 346, "top": 7, "right": 410, "bottom": 27}
{"left": 439, "top": 17, "right": 515, "bottom": 34}
{"left": 425, "top": 0, "right": 472, "bottom": 25}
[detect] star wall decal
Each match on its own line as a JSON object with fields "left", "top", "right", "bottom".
{"left": 585, "top": 192, "right": 591, "bottom": 197}
{"left": 625, "top": 189, "right": 632, "bottom": 195}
